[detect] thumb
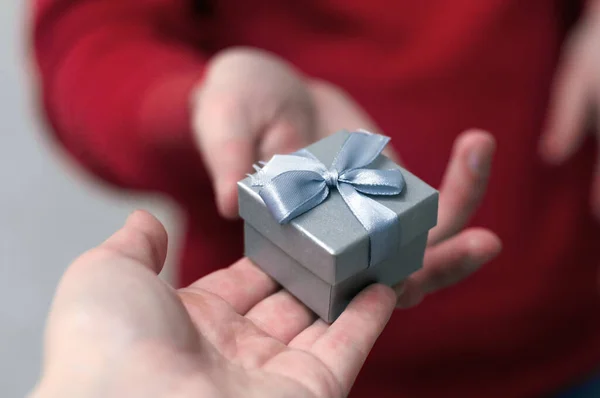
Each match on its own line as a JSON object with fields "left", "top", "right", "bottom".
{"left": 192, "top": 93, "right": 256, "bottom": 219}
{"left": 40, "top": 212, "right": 194, "bottom": 393}
{"left": 309, "top": 80, "right": 402, "bottom": 163}
{"left": 46, "top": 210, "right": 170, "bottom": 348}
{"left": 100, "top": 210, "right": 169, "bottom": 274}
{"left": 258, "top": 103, "right": 317, "bottom": 160}
{"left": 60, "top": 210, "right": 169, "bottom": 282}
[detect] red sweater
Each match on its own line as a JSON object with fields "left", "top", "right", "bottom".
{"left": 32, "top": 1, "right": 600, "bottom": 396}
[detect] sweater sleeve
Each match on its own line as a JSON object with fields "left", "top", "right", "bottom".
{"left": 31, "top": 0, "right": 212, "bottom": 198}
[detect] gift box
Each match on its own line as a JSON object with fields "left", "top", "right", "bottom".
{"left": 238, "top": 131, "right": 438, "bottom": 322}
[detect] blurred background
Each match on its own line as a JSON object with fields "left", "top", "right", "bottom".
{"left": 2, "top": 0, "right": 600, "bottom": 397}
{"left": 0, "top": 3, "right": 181, "bottom": 396}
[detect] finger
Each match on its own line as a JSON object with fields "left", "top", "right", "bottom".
{"left": 381, "top": 143, "right": 402, "bottom": 164}
{"left": 309, "top": 81, "right": 399, "bottom": 162}
{"left": 259, "top": 116, "right": 313, "bottom": 160}
{"left": 428, "top": 130, "right": 495, "bottom": 245}
{"left": 310, "top": 80, "right": 379, "bottom": 135}
{"left": 393, "top": 279, "right": 426, "bottom": 309}
{"left": 100, "top": 210, "right": 168, "bottom": 274}
{"left": 47, "top": 211, "right": 195, "bottom": 357}
{"left": 288, "top": 319, "right": 329, "bottom": 350}
{"left": 245, "top": 290, "right": 316, "bottom": 344}
{"left": 183, "top": 258, "right": 279, "bottom": 315}
{"left": 309, "top": 284, "right": 396, "bottom": 394}
{"left": 539, "top": 52, "right": 590, "bottom": 164}
{"left": 412, "top": 228, "right": 501, "bottom": 295}
{"left": 193, "top": 91, "right": 256, "bottom": 219}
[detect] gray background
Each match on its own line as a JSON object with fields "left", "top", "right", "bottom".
{"left": 0, "top": 3, "right": 182, "bottom": 396}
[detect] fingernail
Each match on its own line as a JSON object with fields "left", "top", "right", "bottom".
{"left": 125, "top": 209, "right": 144, "bottom": 225}
{"left": 468, "top": 148, "right": 490, "bottom": 176}
{"left": 463, "top": 238, "right": 486, "bottom": 272}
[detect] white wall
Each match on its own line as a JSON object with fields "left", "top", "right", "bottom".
{"left": 0, "top": 4, "right": 181, "bottom": 396}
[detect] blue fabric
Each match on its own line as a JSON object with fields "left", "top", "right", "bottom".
{"left": 250, "top": 131, "right": 405, "bottom": 266}
{"left": 553, "top": 372, "right": 600, "bottom": 398}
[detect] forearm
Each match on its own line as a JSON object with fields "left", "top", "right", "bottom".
{"left": 32, "top": 0, "right": 211, "bottom": 197}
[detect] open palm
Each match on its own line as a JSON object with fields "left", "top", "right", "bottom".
{"left": 36, "top": 212, "right": 395, "bottom": 398}
{"left": 180, "top": 258, "right": 395, "bottom": 398}
{"left": 33, "top": 131, "right": 501, "bottom": 398}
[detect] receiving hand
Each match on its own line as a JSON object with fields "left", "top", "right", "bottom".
{"left": 31, "top": 204, "right": 499, "bottom": 398}
{"left": 539, "top": 6, "right": 600, "bottom": 218}
{"left": 29, "top": 211, "right": 398, "bottom": 398}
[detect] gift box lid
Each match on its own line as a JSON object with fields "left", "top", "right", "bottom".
{"left": 238, "top": 131, "right": 438, "bottom": 285}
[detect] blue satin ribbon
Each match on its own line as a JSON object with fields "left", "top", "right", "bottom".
{"left": 250, "top": 131, "right": 405, "bottom": 266}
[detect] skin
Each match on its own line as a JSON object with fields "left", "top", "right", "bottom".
{"left": 540, "top": 4, "right": 600, "bottom": 218}
{"left": 31, "top": 6, "right": 600, "bottom": 395}
{"left": 30, "top": 126, "right": 501, "bottom": 397}
{"left": 194, "top": 7, "right": 600, "bottom": 222}
{"left": 191, "top": 47, "right": 503, "bottom": 295}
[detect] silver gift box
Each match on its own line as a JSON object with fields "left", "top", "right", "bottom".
{"left": 238, "top": 131, "right": 439, "bottom": 322}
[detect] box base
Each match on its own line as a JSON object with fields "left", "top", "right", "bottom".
{"left": 244, "top": 224, "right": 428, "bottom": 323}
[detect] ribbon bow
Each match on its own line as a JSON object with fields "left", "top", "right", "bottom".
{"left": 250, "top": 131, "right": 405, "bottom": 266}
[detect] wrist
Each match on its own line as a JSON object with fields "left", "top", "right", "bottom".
{"left": 30, "top": 355, "right": 219, "bottom": 398}
{"left": 136, "top": 69, "right": 212, "bottom": 189}
{"left": 138, "top": 69, "right": 205, "bottom": 151}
